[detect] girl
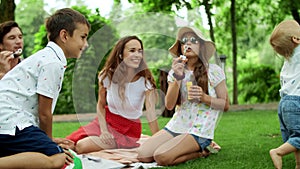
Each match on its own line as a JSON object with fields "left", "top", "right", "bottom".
{"left": 269, "top": 20, "right": 300, "bottom": 169}
{"left": 67, "top": 35, "right": 159, "bottom": 154}
{"left": 137, "top": 26, "right": 229, "bottom": 166}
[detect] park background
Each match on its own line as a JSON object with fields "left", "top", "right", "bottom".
{"left": 1, "top": 0, "right": 299, "bottom": 116}
{"left": 1, "top": 0, "right": 300, "bottom": 168}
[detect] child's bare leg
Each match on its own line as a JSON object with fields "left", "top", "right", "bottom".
{"left": 294, "top": 150, "right": 300, "bottom": 169}
{"left": 270, "top": 142, "right": 297, "bottom": 169}
{"left": 270, "top": 149, "right": 283, "bottom": 169}
{"left": 0, "top": 152, "right": 66, "bottom": 169}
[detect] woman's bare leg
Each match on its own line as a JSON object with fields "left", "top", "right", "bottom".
{"left": 153, "top": 134, "right": 201, "bottom": 166}
{"left": 137, "top": 130, "right": 173, "bottom": 162}
{"left": 0, "top": 152, "right": 66, "bottom": 169}
{"left": 75, "top": 136, "right": 117, "bottom": 154}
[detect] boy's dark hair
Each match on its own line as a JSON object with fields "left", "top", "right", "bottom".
{"left": 45, "top": 8, "right": 91, "bottom": 42}
{"left": 0, "top": 21, "right": 23, "bottom": 44}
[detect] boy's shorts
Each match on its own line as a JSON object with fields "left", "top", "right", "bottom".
{"left": 0, "top": 125, "right": 64, "bottom": 157}
{"left": 278, "top": 95, "right": 300, "bottom": 149}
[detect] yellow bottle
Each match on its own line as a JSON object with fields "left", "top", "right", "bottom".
{"left": 186, "top": 81, "right": 193, "bottom": 100}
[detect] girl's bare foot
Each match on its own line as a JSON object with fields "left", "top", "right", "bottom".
{"left": 270, "top": 149, "right": 282, "bottom": 169}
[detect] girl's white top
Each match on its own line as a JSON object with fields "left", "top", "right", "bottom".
{"left": 166, "top": 64, "right": 225, "bottom": 139}
{"left": 280, "top": 45, "right": 300, "bottom": 97}
{"left": 101, "top": 76, "right": 153, "bottom": 119}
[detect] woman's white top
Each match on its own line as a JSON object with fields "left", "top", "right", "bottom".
{"left": 166, "top": 64, "right": 225, "bottom": 139}
{"left": 102, "top": 76, "right": 153, "bottom": 119}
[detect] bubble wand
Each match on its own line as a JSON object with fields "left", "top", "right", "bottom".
{"left": 13, "top": 48, "right": 22, "bottom": 58}
{"left": 180, "top": 45, "right": 188, "bottom": 61}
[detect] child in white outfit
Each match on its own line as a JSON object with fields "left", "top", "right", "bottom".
{"left": 269, "top": 20, "right": 300, "bottom": 169}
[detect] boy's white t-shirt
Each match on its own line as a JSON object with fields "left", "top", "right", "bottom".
{"left": 280, "top": 45, "right": 300, "bottom": 97}
{"left": 101, "top": 76, "right": 153, "bottom": 119}
{"left": 0, "top": 42, "right": 67, "bottom": 135}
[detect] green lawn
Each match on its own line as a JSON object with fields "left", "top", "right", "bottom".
{"left": 53, "top": 110, "right": 295, "bottom": 169}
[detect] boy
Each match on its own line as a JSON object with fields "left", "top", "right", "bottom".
{"left": 269, "top": 20, "right": 300, "bottom": 169}
{"left": 0, "top": 8, "right": 90, "bottom": 169}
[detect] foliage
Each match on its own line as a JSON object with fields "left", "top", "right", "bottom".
{"left": 238, "top": 64, "right": 281, "bottom": 104}
{"left": 128, "top": 0, "right": 191, "bottom": 13}
{"left": 9, "top": 0, "right": 299, "bottom": 116}
{"left": 147, "top": 54, "right": 172, "bottom": 89}
{"left": 15, "top": 0, "right": 47, "bottom": 58}
{"left": 139, "top": 34, "right": 175, "bottom": 88}
{"left": 70, "top": 6, "right": 118, "bottom": 114}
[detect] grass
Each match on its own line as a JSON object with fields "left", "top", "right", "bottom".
{"left": 53, "top": 110, "right": 296, "bottom": 169}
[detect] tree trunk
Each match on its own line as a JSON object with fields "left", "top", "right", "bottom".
{"left": 203, "top": 0, "right": 215, "bottom": 42}
{"left": 290, "top": 7, "right": 300, "bottom": 24}
{"left": 159, "top": 69, "right": 175, "bottom": 117}
{"left": 231, "top": 0, "right": 238, "bottom": 104}
{"left": 0, "top": 0, "right": 16, "bottom": 23}
{"left": 203, "top": 0, "right": 223, "bottom": 78}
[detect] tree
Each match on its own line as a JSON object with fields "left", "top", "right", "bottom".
{"left": 230, "top": 0, "right": 238, "bottom": 104}
{"left": 15, "top": 0, "right": 47, "bottom": 58}
{"left": 281, "top": 0, "right": 300, "bottom": 24}
{"left": 0, "top": 0, "right": 16, "bottom": 22}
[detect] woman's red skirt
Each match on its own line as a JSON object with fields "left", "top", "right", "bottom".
{"left": 66, "top": 106, "right": 141, "bottom": 148}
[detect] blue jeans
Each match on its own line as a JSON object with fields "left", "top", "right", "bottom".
{"left": 278, "top": 95, "right": 300, "bottom": 149}
{"left": 164, "top": 127, "right": 212, "bottom": 151}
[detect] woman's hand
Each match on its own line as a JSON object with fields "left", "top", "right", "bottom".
{"left": 53, "top": 137, "right": 75, "bottom": 150}
{"left": 188, "top": 85, "right": 207, "bottom": 102}
{"left": 172, "top": 57, "right": 185, "bottom": 76}
{"left": 99, "top": 131, "right": 115, "bottom": 145}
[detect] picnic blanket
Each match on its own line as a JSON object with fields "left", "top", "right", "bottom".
{"left": 65, "top": 135, "right": 221, "bottom": 169}
{"left": 65, "top": 149, "right": 159, "bottom": 169}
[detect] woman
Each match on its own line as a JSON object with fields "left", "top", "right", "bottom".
{"left": 67, "top": 35, "right": 160, "bottom": 154}
{"left": 137, "top": 26, "right": 229, "bottom": 166}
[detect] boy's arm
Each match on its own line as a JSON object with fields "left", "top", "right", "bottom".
{"left": 38, "top": 94, "right": 53, "bottom": 139}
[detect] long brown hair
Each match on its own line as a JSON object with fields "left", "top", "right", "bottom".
{"left": 175, "top": 37, "right": 209, "bottom": 105}
{"left": 193, "top": 39, "right": 209, "bottom": 94}
{"left": 99, "top": 35, "right": 156, "bottom": 101}
{"left": 176, "top": 38, "right": 209, "bottom": 94}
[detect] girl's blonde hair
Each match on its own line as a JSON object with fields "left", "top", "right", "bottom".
{"left": 270, "top": 20, "right": 300, "bottom": 59}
